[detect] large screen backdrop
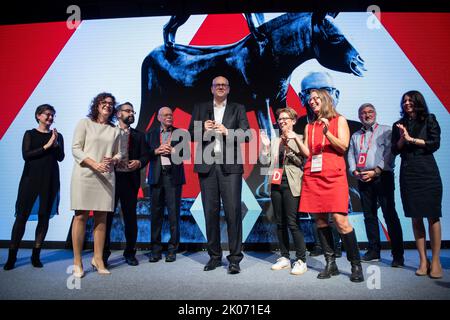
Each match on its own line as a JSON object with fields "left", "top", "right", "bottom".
{"left": 1, "top": 12, "right": 449, "bottom": 243}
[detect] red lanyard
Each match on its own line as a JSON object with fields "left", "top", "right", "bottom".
{"left": 359, "top": 124, "right": 378, "bottom": 153}
{"left": 311, "top": 121, "right": 326, "bottom": 156}
{"left": 160, "top": 130, "right": 172, "bottom": 145}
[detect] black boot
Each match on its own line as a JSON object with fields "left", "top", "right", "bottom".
{"left": 31, "top": 247, "right": 43, "bottom": 268}
{"left": 317, "top": 226, "right": 340, "bottom": 279}
{"left": 341, "top": 229, "right": 364, "bottom": 283}
{"left": 334, "top": 242, "right": 342, "bottom": 258}
{"left": 4, "top": 248, "right": 18, "bottom": 270}
{"left": 310, "top": 222, "right": 323, "bottom": 256}
{"left": 331, "top": 224, "right": 342, "bottom": 258}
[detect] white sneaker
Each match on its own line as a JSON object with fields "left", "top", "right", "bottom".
{"left": 271, "top": 257, "right": 291, "bottom": 270}
{"left": 290, "top": 259, "right": 307, "bottom": 275}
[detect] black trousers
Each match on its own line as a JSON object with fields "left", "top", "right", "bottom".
{"left": 150, "top": 170, "right": 182, "bottom": 255}
{"left": 270, "top": 175, "right": 307, "bottom": 262}
{"left": 199, "top": 164, "right": 243, "bottom": 264}
{"left": 358, "top": 171, "right": 404, "bottom": 259}
{"left": 105, "top": 172, "right": 139, "bottom": 257}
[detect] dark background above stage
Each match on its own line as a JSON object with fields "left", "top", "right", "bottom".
{"left": 1, "top": 0, "right": 450, "bottom": 25}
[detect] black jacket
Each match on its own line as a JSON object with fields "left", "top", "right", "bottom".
{"left": 117, "top": 128, "right": 150, "bottom": 190}
{"left": 146, "top": 126, "right": 188, "bottom": 185}
{"left": 188, "top": 101, "right": 251, "bottom": 174}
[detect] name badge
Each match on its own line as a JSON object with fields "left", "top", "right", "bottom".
{"left": 311, "top": 154, "right": 323, "bottom": 172}
{"left": 271, "top": 168, "right": 283, "bottom": 185}
{"left": 161, "top": 155, "right": 171, "bottom": 166}
{"left": 356, "top": 152, "right": 367, "bottom": 168}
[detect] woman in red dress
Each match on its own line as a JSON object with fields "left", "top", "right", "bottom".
{"left": 293, "top": 89, "right": 363, "bottom": 282}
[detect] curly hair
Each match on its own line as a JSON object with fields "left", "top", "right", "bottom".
{"left": 87, "top": 92, "right": 117, "bottom": 126}
{"left": 400, "top": 90, "right": 429, "bottom": 121}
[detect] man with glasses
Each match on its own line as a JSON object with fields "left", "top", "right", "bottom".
{"left": 147, "top": 107, "right": 186, "bottom": 263}
{"left": 104, "top": 102, "right": 150, "bottom": 266}
{"left": 188, "top": 76, "right": 251, "bottom": 274}
{"left": 348, "top": 103, "right": 404, "bottom": 267}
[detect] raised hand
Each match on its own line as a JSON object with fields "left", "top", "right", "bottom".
{"left": 318, "top": 117, "right": 330, "bottom": 128}
{"left": 284, "top": 130, "right": 297, "bottom": 140}
{"left": 44, "top": 129, "right": 58, "bottom": 149}
{"left": 396, "top": 123, "right": 411, "bottom": 141}
{"left": 260, "top": 130, "right": 270, "bottom": 147}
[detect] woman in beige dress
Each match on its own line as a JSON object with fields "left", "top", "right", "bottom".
{"left": 70, "top": 93, "right": 122, "bottom": 277}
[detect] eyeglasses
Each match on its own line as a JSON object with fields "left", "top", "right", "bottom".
{"left": 278, "top": 117, "right": 293, "bottom": 122}
{"left": 41, "top": 112, "right": 55, "bottom": 118}
{"left": 308, "top": 96, "right": 321, "bottom": 103}
{"left": 121, "top": 109, "right": 136, "bottom": 114}
{"left": 212, "top": 83, "right": 229, "bottom": 88}
{"left": 160, "top": 114, "right": 173, "bottom": 118}
{"left": 100, "top": 101, "right": 114, "bottom": 106}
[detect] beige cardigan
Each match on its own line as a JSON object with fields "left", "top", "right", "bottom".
{"left": 260, "top": 134, "right": 305, "bottom": 197}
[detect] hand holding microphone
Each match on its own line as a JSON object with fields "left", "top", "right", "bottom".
{"left": 205, "top": 110, "right": 215, "bottom": 131}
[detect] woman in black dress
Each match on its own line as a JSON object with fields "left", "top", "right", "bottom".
{"left": 3, "top": 104, "right": 64, "bottom": 270}
{"left": 392, "top": 90, "right": 443, "bottom": 279}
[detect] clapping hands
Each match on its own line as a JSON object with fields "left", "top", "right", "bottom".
{"left": 396, "top": 123, "right": 412, "bottom": 142}
{"left": 44, "top": 128, "right": 59, "bottom": 149}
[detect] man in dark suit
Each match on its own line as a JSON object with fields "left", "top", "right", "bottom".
{"left": 104, "top": 102, "right": 150, "bottom": 266}
{"left": 188, "top": 76, "right": 251, "bottom": 274}
{"left": 147, "top": 107, "right": 187, "bottom": 263}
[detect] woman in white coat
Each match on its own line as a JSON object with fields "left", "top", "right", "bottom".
{"left": 70, "top": 92, "right": 122, "bottom": 277}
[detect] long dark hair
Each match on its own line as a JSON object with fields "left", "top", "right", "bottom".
{"left": 400, "top": 90, "right": 429, "bottom": 121}
{"left": 87, "top": 92, "right": 117, "bottom": 126}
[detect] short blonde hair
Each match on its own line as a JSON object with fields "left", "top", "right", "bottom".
{"left": 310, "top": 89, "right": 339, "bottom": 120}
{"left": 276, "top": 107, "right": 298, "bottom": 120}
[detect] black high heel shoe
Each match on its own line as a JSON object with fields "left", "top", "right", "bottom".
{"left": 3, "top": 248, "right": 18, "bottom": 271}
{"left": 31, "top": 247, "right": 43, "bottom": 268}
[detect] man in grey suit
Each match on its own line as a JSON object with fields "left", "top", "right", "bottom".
{"left": 188, "top": 76, "right": 251, "bottom": 274}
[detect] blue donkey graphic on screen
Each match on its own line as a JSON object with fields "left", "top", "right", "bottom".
{"left": 137, "top": 12, "right": 366, "bottom": 134}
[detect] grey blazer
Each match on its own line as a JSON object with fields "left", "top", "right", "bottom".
{"left": 260, "top": 134, "right": 305, "bottom": 197}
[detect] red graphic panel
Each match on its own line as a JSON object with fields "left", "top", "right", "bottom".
{"left": 0, "top": 22, "right": 76, "bottom": 139}
{"left": 178, "top": 14, "right": 304, "bottom": 198}
{"left": 382, "top": 13, "right": 450, "bottom": 113}
{"left": 178, "top": 14, "right": 258, "bottom": 198}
